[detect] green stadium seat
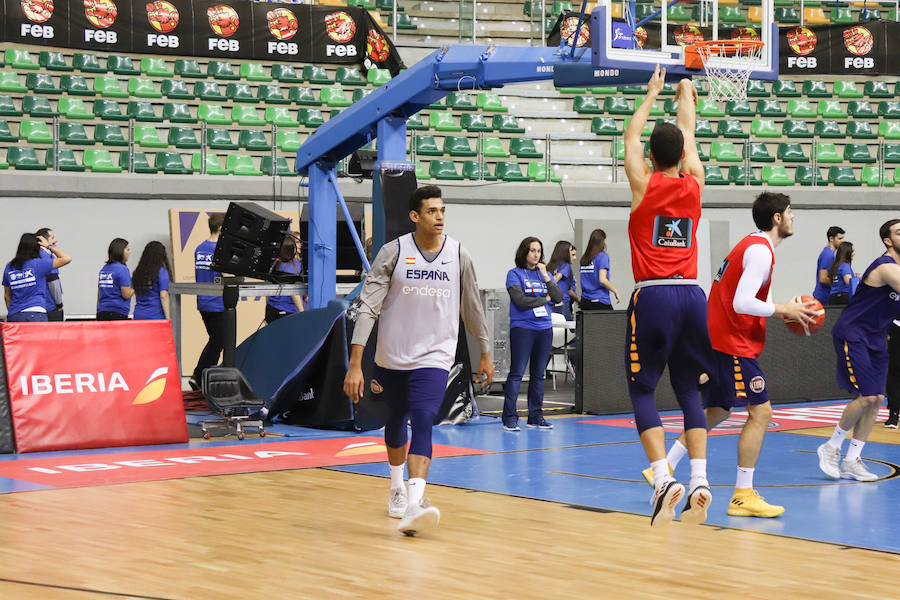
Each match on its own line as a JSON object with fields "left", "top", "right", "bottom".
{"left": 107, "top": 55, "right": 139, "bottom": 76}
{"left": 276, "top": 130, "right": 303, "bottom": 152}
{"left": 844, "top": 143, "right": 875, "bottom": 163}
{"left": 297, "top": 108, "right": 324, "bottom": 128}
{"left": 93, "top": 124, "right": 127, "bottom": 147}
{"left": 774, "top": 7, "right": 800, "bottom": 23}
{"left": 779, "top": 119, "right": 810, "bottom": 138}
{"left": 717, "top": 119, "right": 747, "bottom": 138}
{"left": 429, "top": 112, "right": 461, "bottom": 132}
{"left": 574, "top": 96, "right": 602, "bottom": 114}
{"left": 860, "top": 8, "right": 882, "bottom": 20}
{"left": 289, "top": 86, "right": 321, "bottom": 106}
{"left": 134, "top": 125, "right": 167, "bottom": 148}
{"left": 847, "top": 101, "right": 875, "bottom": 118}
{"left": 162, "top": 103, "right": 196, "bottom": 124}
{"left": 528, "top": 161, "right": 562, "bottom": 183}
{"left": 668, "top": 3, "right": 691, "bottom": 21}
{"left": 846, "top": 121, "right": 876, "bottom": 139}
{"left": 226, "top": 83, "right": 257, "bottom": 103}
{"left": 726, "top": 100, "right": 754, "bottom": 117}
{"left": 558, "top": 88, "right": 588, "bottom": 97}
{"left": 817, "top": 100, "right": 847, "bottom": 119}
{"left": 234, "top": 105, "right": 267, "bottom": 126}
{"left": 158, "top": 80, "right": 191, "bottom": 101}
{"left": 7, "top": 147, "right": 45, "bottom": 170}
{"left": 772, "top": 80, "right": 801, "bottom": 98}
{"left": 480, "top": 137, "right": 509, "bottom": 157}
{"left": 477, "top": 92, "right": 508, "bottom": 112}
{"left": 261, "top": 156, "right": 296, "bottom": 177}
{"left": 19, "top": 120, "right": 52, "bottom": 144}
{"left": 272, "top": 64, "right": 303, "bottom": 84}
{"left": 227, "top": 154, "right": 262, "bottom": 176}
{"left": 428, "top": 159, "right": 463, "bottom": 180}
{"left": 22, "top": 96, "right": 56, "bottom": 118}
{"left": 59, "top": 122, "right": 91, "bottom": 145}
{"left": 510, "top": 138, "right": 543, "bottom": 158}
{"left": 895, "top": 168, "right": 900, "bottom": 186}
{"left": 198, "top": 104, "right": 232, "bottom": 125}
{"left": 0, "top": 71, "right": 26, "bottom": 93}
{"left": 168, "top": 126, "right": 200, "bottom": 149}
{"left": 834, "top": 81, "right": 863, "bottom": 99}
{"left": 94, "top": 76, "right": 128, "bottom": 98}
{"left": 156, "top": 151, "right": 193, "bottom": 174}
{"left": 711, "top": 141, "right": 742, "bottom": 162}
{"left": 591, "top": 117, "right": 621, "bottom": 135}
{"left": 83, "top": 149, "right": 122, "bottom": 173}
{"left": 446, "top": 92, "right": 477, "bottom": 111}
{"left": 377, "top": 0, "right": 403, "bottom": 10}
{"left": 761, "top": 165, "right": 794, "bottom": 186}
{"left": 777, "top": 142, "right": 809, "bottom": 162}
{"left": 258, "top": 84, "right": 290, "bottom": 105}
{"left": 864, "top": 81, "right": 892, "bottom": 98}
{"left": 623, "top": 117, "right": 652, "bottom": 137}
{"left": 591, "top": 86, "right": 618, "bottom": 95}
{"left": 663, "top": 98, "right": 680, "bottom": 115}
{"left": 814, "top": 120, "right": 843, "bottom": 138}
{"left": 367, "top": 69, "right": 391, "bottom": 87}
{"left": 830, "top": 6, "right": 854, "bottom": 23}
{"left": 415, "top": 159, "right": 429, "bottom": 180}
{"left": 884, "top": 144, "right": 900, "bottom": 163}
{"left": 493, "top": 114, "right": 525, "bottom": 133}
{"left": 695, "top": 142, "right": 709, "bottom": 162}
{"left": 0, "top": 120, "right": 16, "bottom": 142}
{"left": 756, "top": 99, "right": 785, "bottom": 117}
{"left": 746, "top": 142, "right": 774, "bottom": 162}
{"left": 618, "top": 84, "right": 646, "bottom": 95}
{"left": 128, "top": 77, "right": 161, "bottom": 99}
{"left": 303, "top": 65, "right": 332, "bottom": 84}
{"left": 321, "top": 86, "right": 352, "bottom": 108}
{"left": 126, "top": 101, "right": 162, "bottom": 122}
{"left": 121, "top": 151, "right": 158, "bottom": 173}
{"left": 239, "top": 129, "right": 270, "bottom": 151}
{"left": 191, "top": 153, "right": 229, "bottom": 175}
{"left": 704, "top": 165, "right": 728, "bottom": 185}
{"left": 406, "top": 113, "right": 427, "bottom": 130}
{"left": 815, "top": 142, "right": 841, "bottom": 163}
{"left": 414, "top": 135, "right": 442, "bottom": 156}
{"left": 719, "top": 5, "right": 745, "bottom": 22}
{"left": 427, "top": 98, "right": 444, "bottom": 110}
{"left": 93, "top": 99, "right": 127, "bottom": 121}
{"left": 240, "top": 63, "right": 272, "bottom": 82}
{"left": 794, "top": 166, "right": 823, "bottom": 186}
{"left": 698, "top": 98, "right": 725, "bottom": 117}
{"left": 5, "top": 49, "right": 39, "bottom": 70}
{"left": 746, "top": 80, "right": 769, "bottom": 98}
{"left": 602, "top": 96, "right": 632, "bottom": 115}
{"left": 695, "top": 119, "right": 716, "bottom": 138}
{"left": 46, "top": 148, "right": 85, "bottom": 172}
{"left": 803, "top": 80, "right": 830, "bottom": 98}
{"left": 389, "top": 13, "right": 417, "bottom": 30}
{"left": 0, "top": 95, "right": 21, "bottom": 117}
{"left": 335, "top": 67, "right": 366, "bottom": 86}
{"left": 73, "top": 53, "right": 105, "bottom": 73}
{"left": 828, "top": 165, "right": 860, "bottom": 186}
{"left": 205, "top": 128, "right": 237, "bottom": 150}
{"left": 878, "top": 101, "right": 900, "bottom": 118}
{"left": 39, "top": 51, "right": 73, "bottom": 72}
{"left": 174, "top": 59, "right": 204, "bottom": 78}
{"left": 461, "top": 113, "right": 492, "bottom": 132}
{"left": 879, "top": 122, "right": 900, "bottom": 140}
{"left": 208, "top": 61, "right": 238, "bottom": 80}
{"left": 728, "top": 165, "right": 761, "bottom": 185}
{"left": 748, "top": 118, "right": 778, "bottom": 138}
{"left": 494, "top": 161, "right": 529, "bottom": 182}
{"left": 635, "top": 98, "right": 664, "bottom": 116}
{"left": 860, "top": 165, "right": 891, "bottom": 187}
{"left": 140, "top": 57, "right": 172, "bottom": 78}
{"left": 612, "top": 138, "right": 625, "bottom": 161}
{"left": 443, "top": 136, "right": 475, "bottom": 157}
{"left": 59, "top": 74, "right": 95, "bottom": 97}
{"left": 56, "top": 97, "right": 91, "bottom": 120}
{"left": 462, "top": 160, "right": 497, "bottom": 181}
{"left": 26, "top": 73, "right": 60, "bottom": 94}
{"left": 351, "top": 88, "right": 371, "bottom": 103}
{"left": 787, "top": 99, "right": 815, "bottom": 118}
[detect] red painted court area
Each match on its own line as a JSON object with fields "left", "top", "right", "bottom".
{"left": 581, "top": 402, "right": 886, "bottom": 435}
{"left": 0, "top": 437, "right": 489, "bottom": 492}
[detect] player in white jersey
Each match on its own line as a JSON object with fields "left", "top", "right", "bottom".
{"left": 344, "top": 185, "right": 494, "bottom": 536}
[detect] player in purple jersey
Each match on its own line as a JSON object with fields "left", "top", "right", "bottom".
{"left": 817, "top": 220, "right": 900, "bottom": 481}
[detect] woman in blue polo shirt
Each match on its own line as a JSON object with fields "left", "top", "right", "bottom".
{"left": 547, "top": 240, "right": 580, "bottom": 320}
{"left": 828, "top": 241, "right": 857, "bottom": 305}
{"left": 503, "top": 236, "right": 564, "bottom": 432}
{"left": 97, "top": 238, "right": 133, "bottom": 320}
{"left": 131, "top": 241, "right": 172, "bottom": 320}
{"left": 579, "top": 228, "right": 620, "bottom": 311}
{"left": 3, "top": 233, "right": 71, "bottom": 322}
{"left": 266, "top": 235, "right": 305, "bottom": 324}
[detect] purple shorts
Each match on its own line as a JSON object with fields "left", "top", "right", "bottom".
{"left": 833, "top": 337, "right": 889, "bottom": 397}
{"left": 703, "top": 350, "right": 770, "bottom": 410}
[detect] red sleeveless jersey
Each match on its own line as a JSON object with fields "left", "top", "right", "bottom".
{"left": 628, "top": 172, "right": 701, "bottom": 282}
{"left": 707, "top": 235, "right": 775, "bottom": 358}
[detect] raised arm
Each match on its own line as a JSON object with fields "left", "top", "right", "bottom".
{"left": 624, "top": 66, "right": 662, "bottom": 207}
{"left": 675, "top": 78, "right": 704, "bottom": 186}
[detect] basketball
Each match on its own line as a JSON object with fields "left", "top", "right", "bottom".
{"left": 783, "top": 295, "right": 825, "bottom": 336}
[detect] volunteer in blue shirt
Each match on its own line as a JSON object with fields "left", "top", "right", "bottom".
{"left": 812, "top": 226, "right": 845, "bottom": 304}
{"left": 502, "top": 237, "right": 564, "bottom": 431}
{"left": 190, "top": 213, "right": 226, "bottom": 390}
{"left": 132, "top": 241, "right": 172, "bottom": 320}
{"left": 3, "top": 233, "right": 71, "bottom": 322}
{"left": 828, "top": 241, "right": 857, "bottom": 305}
{"left": 547, "top": 240, "right": 580, "bottom": 320}
{"left": 97, "top": 238, "right": 133, "bottom": 320}
{"left": 265, "top": 235, "right": 305, "bottom": 324}
{"left": 35, "top": 227, "right": 64, "bottom": 321}
{"left": 579, "top": 228, "right": 620, "bottom": 311}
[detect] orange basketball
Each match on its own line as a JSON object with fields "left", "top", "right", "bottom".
{"left": 783, "top": 295, "right": 825, "bottom": 336}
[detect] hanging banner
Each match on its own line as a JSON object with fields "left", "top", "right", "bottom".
{"left": 135, "top": 0, "right": 193, "bottom": 55}
{"left": 362, "top": 10, "right": 403, "bottom": 74}
{"left": 70, "top": 0, "right": 133, "bottom": 51}
{"left": 192, "top": 0, "right": 253, "bottom": 58}
{"left": 6, "top": 0, "right": 71, "bottom": 48}
{"left": 251, "top": 1, "right": 308, "bottom": 60}
{"left": 830, "top": 22, "right": 887, "bottom": 76}
{"left": 309, "top": 6, "right": 365, "bottom": 65}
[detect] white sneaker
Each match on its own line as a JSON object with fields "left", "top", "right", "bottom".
{"left": 817, "top": 442, "right": 842, "bottom": 479}
{"left": 388, "top": 487, "right": 408, "bottom": 518}
{"left": 680, "top": 484, "right": 712, "bottom": 525}
{"left": 397, "top": 498, "right": 440, "bottom": 536}
{"left": 839, "top": 458, "right": 879, "bottom": 481}
{"left": 650, "top": 480, "right": 684, "bottom": 529}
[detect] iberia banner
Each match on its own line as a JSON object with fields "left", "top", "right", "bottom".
{"left": 1, "top": 321, "right": 188, "bottom": 453}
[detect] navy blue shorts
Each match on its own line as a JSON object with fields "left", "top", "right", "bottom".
{"left": 834, "top": 337, "right": 889, "bottom": 397}
{"left": 625, "top": 284, "right": 715, "bottom": 393}
{"left": 370, "top": 365, "right": 449, "bottom": 414}
{"left": 703, "top": 350, "right": 769, "bottom": 410}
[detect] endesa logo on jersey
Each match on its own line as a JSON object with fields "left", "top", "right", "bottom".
{"left": 1, "top": 321, "right": 187, "bottom": 452}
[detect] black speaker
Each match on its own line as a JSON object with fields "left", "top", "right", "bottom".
{"left": 380, "top": 168, "right": 417, "bottom": 242}
{"left": 348, "top": 149, "right": 377, "bottom": 179}
{"left": 211, "top": 202, "right": 291, "bottom": 280}
{"left": 221, "top": 202, "right": 290, "bottom": 246}
{"left": 299, "top": 202, "right": 364, "bottom": 279}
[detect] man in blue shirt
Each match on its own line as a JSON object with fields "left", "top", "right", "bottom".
{"left": 812, "top": 226, "right": 845, "bottom": 304}
{"left": 190, "top": 213, "right": 225, "bottom": 390}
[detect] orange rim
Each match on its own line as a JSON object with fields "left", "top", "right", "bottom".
{"left": 684, "top": 40, "right": 765, "bottom": 69}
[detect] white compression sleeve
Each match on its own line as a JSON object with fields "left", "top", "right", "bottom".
{"left": 731, "top": 242, "right": 776, "bottom": 318}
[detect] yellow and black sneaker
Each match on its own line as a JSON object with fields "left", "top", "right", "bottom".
{"left": 641, "top": 463, "right": 674, "bottom": 487}
{"left": 728, "top": 488, "right": 785, "bottom": 518}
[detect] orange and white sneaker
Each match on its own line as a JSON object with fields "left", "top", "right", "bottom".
{"left": 680, "top": 485, "right": 712, "bottom": 525}
{"left": 727, "top": 488, "right": 785, "bottom": 518}
{"left": 641, "top": 463, "right": 674, "bottom": 487}
{"left": 650, "top": 480, "right": 684, "bottom": 528}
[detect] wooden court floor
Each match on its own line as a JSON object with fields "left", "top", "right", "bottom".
{"left": 0, "top": 463, "right": 895, "bottom": 600}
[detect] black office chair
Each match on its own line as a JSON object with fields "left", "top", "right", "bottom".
{"left": 199, "top": 367, "right": 267, "bottom": 440}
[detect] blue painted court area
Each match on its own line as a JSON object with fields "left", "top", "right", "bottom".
{"left": 335, "top": 413, "right": 900, "bottom": 554}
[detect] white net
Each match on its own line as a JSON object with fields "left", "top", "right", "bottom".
{"left": 696, "top": 42, "right": 764, "bottom": 103}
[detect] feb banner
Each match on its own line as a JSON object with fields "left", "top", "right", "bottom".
{"left": 1, "top": 321, "right": 188, "bottom": 452}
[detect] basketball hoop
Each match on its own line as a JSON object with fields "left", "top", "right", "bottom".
{"left": 684, "top": 40, "right": 765, "bottom": 103}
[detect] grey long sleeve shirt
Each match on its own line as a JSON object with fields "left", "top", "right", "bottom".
{"left": 507, "top": 272, "right": 563, "bottom": 310}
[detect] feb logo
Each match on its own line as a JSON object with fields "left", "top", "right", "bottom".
{"left": 367, "top": 29, "right": 390, "bottom": 62}
{"left": 146, "top": 1, "right": 178, "bottom": 34}
{"left": 84, "top": 0, "right": 117, "bottom": 28}
{"left": 208, "top": 4, "right": 239, "bottom": 37}
{"left": 731, "top": 27, "right": 759, "bottom": 41}
{"left": 132, "top": 366, "right": 169, "bottom": 405}
{"left": 843, "top": 25, "right": 873, "bottom": 56}
{"left": 674, "top": 25, "right": 704, "bottom": 47}
{"left": 21, "top": 0, "right": 53, "bottom": 23}
{"left": 560, "top": 16, "right": 589, "bottom": 48}
{"left": 325, "top": 11, "right": 356, "bottom": 43}
{"left": 787, "top": 26, "right": 817, "bottom": 56}
{"left": 266, "top": 7, "right": 298, "bottom": 41}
